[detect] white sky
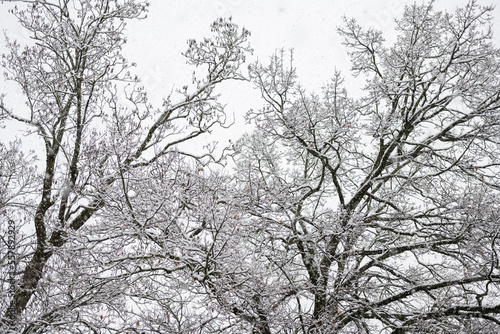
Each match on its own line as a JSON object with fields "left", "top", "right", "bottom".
{"left": 122, "top": 0, "right": 500, "bottom": 148}
{"left": 125, "top": 0, "right": 500, "bottom": 92}
{"left": 1, "top": 0, "right": 500, "bottom": 151}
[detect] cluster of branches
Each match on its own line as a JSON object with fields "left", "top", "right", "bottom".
{"left": 0, "top": 0, "right": 499, "bottom": 333}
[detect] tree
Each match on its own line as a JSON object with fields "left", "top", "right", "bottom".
{"left": 90, "top": 2, "right": 500, "bottom": 333}
{"left": 223, "top": 1, "right": 500, "bottom": 333}
{"left": 0, "top": 0, "right": 251, "bottom": 332}
{"left": 1, "top": 0, "right": 500, "bottom": 334}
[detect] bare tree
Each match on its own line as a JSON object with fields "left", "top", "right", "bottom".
{"left": 2, "top": 0, "right": 500, "bottom": 333}
{"left": 221, "top": 1, "right": 500, "bottom": 333}
{"left": 110, "top": 2, "right": 500, "bottom": 333}
{"left": 0, "top": 0, "right": 251, "bottom": 332}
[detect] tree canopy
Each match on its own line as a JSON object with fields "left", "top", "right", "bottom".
{"left": 1, "top": 1, "right": 500, "bottom": 333}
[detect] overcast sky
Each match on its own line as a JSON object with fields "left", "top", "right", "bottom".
{"left": 123, "top": 0, "right": 500, "bottom": 92}
{"left": 123, "top": 0, "right": 500, "bottom": 146}
{"left": 1, "top": 0, "right": 500, "bottom": 149}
